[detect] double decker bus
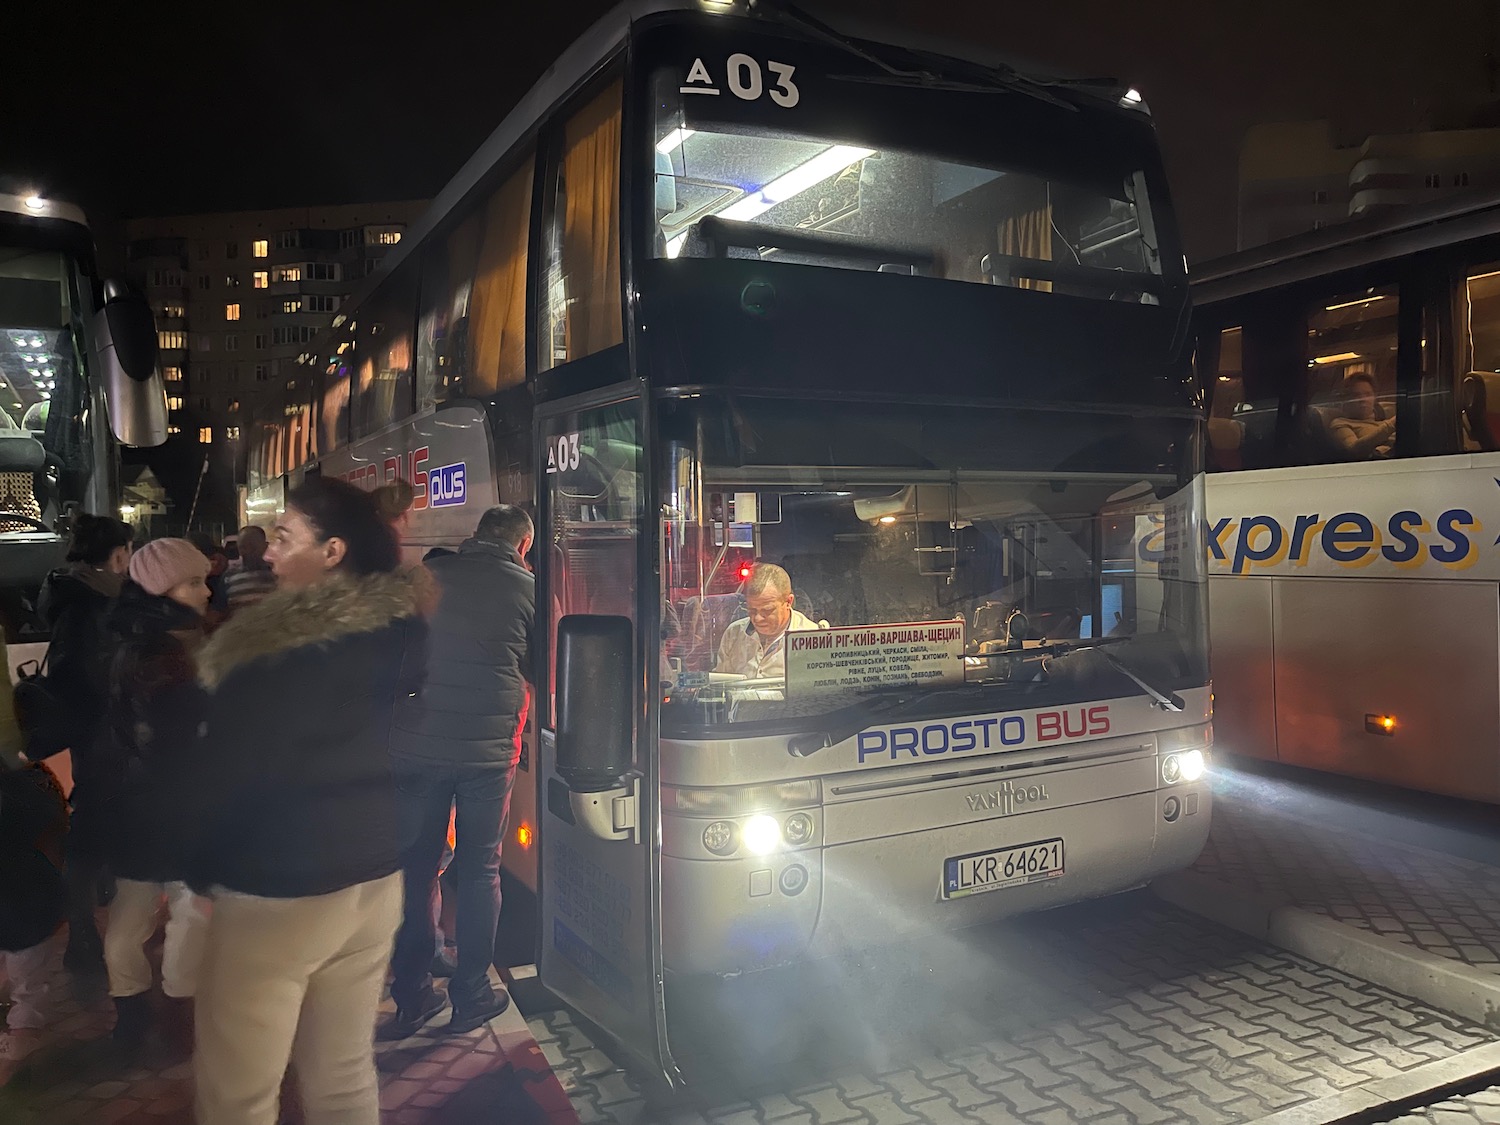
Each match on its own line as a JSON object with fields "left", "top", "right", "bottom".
{"left": 0, "top": 190, "right": 165, "bottom": 663}
{"left": 248, "top": 0, "right": 1210, "bottom": 1083}
{"left": 1197, "top": 190, "right": 1500, "bottom": 806}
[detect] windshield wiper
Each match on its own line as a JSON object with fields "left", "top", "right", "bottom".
{"left": 786, "top": 681, "right": 1025, "bottom": 758}
{"left": 1042, "top": 637, "right": 1185, "bottom": 712}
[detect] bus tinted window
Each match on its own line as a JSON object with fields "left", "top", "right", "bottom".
{"left": 322, "top": 328, "right": 352, "bottom": 450}
{"left": 416, "top": 209, "right": 483, "bottom": 411}
{"left": 652, "top": 77, "right": 1160, "bottom": 299}
{"left": 469, "top": 157, "right": 533, "bottom": 394}
{"left": 1308, "top": 289, "right": 1399, "bottom": 461}
{"left": 352, "top": 274, "right": 416, "bottom": 436}
{"left": 1461, "top": 265, "right": 1500, "bottom": 451}
{"left": 0, "top": 248, "right": 89, "bottom": 516}
{"left": 1204, "top": 287, "right": 1401, "bottom": 470}
{"left": 539, "top": 79, "right": 623, "bottom": 369}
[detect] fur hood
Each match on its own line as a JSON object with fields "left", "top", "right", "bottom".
{"left": 197, "top": 568, "right": 430, "bottom": 691}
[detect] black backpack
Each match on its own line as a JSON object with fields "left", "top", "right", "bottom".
{"left": 13, "top": 652, "right": 72, "bottom": 759}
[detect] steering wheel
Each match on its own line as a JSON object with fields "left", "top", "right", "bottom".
{"left": 0, "top": 512, "right": 51, "bottom": 531}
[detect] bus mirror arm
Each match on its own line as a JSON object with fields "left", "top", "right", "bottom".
{"left": 568, "top": 773, "right": 641, "bottom": 844}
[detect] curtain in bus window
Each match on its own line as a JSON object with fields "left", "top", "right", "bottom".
{"left": 998, "top": 206, "right": 1053, "bottom": 292}
{"left": 556, "top": 80, "right": 623, "bottom": 365}
{"left": 469, "top": 160, "right": 533, "bottom": 396}
{"left": 322, "top": 361, "right": 351, "bottom": 450}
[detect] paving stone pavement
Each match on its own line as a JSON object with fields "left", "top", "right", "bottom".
{"left": 1378, "top": 1084, "right": 1500, "bottom": 1123}
{"left": 528, "top": 896, "right": 1500, "bottom": 1125}
{"left": 1194, "top": 775, "right": 1500, "bottom": 973}
{"left": 0, "top": 920, "right": 576, "bottom": 1124}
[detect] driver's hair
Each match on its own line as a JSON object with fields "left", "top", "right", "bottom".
{"left": 744, "top": 563, "right": 792, "bottom": 600}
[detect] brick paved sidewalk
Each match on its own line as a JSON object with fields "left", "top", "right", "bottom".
{"left": 0, "top": 925, "right": 577, "bottom": 1124}
{"left": 533, "top": 898, "right": 1500, "bottom": 1125}
{"left": 1194, "top": 767, "right": 1500, "bottom": 973}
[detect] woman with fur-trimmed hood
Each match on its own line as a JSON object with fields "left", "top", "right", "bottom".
{"left": 185, "top": 477, "right": 428, "bottom": 1125}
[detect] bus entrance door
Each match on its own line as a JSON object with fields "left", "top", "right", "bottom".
{"left": 536, "top": 394, "right": 676, "bottom": 1082}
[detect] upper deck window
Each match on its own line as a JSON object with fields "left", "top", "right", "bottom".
{"left": 648, "top": 56, "right": 1164, "bottom": 302}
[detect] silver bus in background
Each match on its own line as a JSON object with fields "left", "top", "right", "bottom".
{"left": 0, "top": 190, "right": 166, "bottom": 668}
{"left": 1197, "top": 189, "right": 1500, "bottom": 805}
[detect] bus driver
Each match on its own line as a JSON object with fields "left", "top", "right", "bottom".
{"left": 715, "top": 563, "right": 819, "bottom": 680}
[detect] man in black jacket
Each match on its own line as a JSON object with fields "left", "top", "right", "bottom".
{"left": 383, "top": 505, "right": 535, "bottom": 1038}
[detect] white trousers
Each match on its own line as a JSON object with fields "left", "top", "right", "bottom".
{"left": 0, "top": 938, "right": 54, "bottom": 1029}
{"left": 104, "top": 878, "right": 211, "bottom": 999}
{"left": 194, "top": 872, "right": 402, "bottom": 1125}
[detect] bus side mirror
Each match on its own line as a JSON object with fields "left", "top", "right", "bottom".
{"left": 95, "top": 280, "right": 168, "bottom": 448}
{"left": 556, "top": 614, "right": 634, "bottom": 790}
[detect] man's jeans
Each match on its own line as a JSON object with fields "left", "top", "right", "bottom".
{"left": 390, "top": 762, "right": 515, "bottom": 1008}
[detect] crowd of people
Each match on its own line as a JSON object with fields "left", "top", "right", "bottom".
{"left": 0, "top": 478, "right": 536, "bottom": 1125}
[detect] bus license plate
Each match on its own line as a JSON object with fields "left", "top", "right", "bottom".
{"left": 943, "top": 838, "right": 1064, "bottom": 899}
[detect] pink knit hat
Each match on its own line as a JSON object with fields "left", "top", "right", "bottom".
{"left": 128, "top": 538, "right": 211, "bottom": 597}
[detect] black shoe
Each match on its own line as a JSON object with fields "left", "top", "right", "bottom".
{"left": 112, "top": 993, "right": 152, "bottom": 1048}
{"left": 430, "top": 949, "right": 458, "bottom": 978}
{"left": 376, "top": 987, "right": 446, "bottom": 1041}
{"left": 447, "top": 986, "right": 510, "bottom": 1034}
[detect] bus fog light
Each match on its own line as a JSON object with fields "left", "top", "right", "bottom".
{"left": 1163, "top": 796, "right": 1181, "bottom": 822}
{"left": 784, "top": 812, "right": 814, "bottom": 845}
{"left": 1161, "top": 754, "right": 1182, "bottom": 784}
{"left": 741, "top": 814, "right": 781, "bottom": 855}
{"left": 703, "top": 821, "right": 737, "bottom": 855}
{"left": 779, "top": 864, "right": 808, "bottom": 896}
{"left": 1179, "top": 749, "right": 1206, "bottom": 782}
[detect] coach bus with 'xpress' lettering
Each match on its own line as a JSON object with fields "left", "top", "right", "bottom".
{"left": 1197, "top": 190, "right": 1500, "bottom": 806}
{"left": 246, "top": 0, "right": 1210, "bottom": 1084}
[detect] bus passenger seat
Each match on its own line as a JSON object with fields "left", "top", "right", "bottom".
{"left": 1206, "top": 417, "right": 1244, "bottom": 471}
{"left": 0, "top": 435, "right": 46, "bottom": 530}
{"left": 1462, "top": 372, "right": 1500, "bottom": 451}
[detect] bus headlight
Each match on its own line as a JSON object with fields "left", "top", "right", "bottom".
{"left": 783, "top": 812, "right": 814, "bottom": 846}
{"left": 741, "top": 814, "right": 781, "bottom": 855}
{"left": 1161, "top": 748, "right": 1208, "bottom": 785}
{"left": 703, "top": 821, "right": 737, "bottom": 856}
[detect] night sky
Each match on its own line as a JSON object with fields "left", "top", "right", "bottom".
{"left": 4, "top": 1, "right": 1497, "bottom": 264}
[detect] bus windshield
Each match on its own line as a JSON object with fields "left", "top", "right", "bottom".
{"left": 657, "top": 397, "right": 1206, "bottom": 734}
{"left": 0, "top": 247, "right": 88, "bottom": 532}
{"left": 650, "top": 57, "right": 1165, "bottom": 299}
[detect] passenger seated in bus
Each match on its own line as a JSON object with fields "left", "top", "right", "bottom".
{"left": 715, "top": 563, "right": 819, "bottom": 680}
{"left": 1329, "top": 372, "right": 1395, "bottom": 459}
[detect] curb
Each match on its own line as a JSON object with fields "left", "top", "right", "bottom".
{"left": 1152, "top": 869, "right": 1500, "bottom": 1033}
{"left": 1241, "top": 1040, "right": 1500, "bottom": 1125}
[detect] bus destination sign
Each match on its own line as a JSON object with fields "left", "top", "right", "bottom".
{"left": 785, "top": 621, "right": 964, "bottom": 694}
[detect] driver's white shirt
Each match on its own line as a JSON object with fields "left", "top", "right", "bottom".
{"left": 715, "top": 609, "right": 820, "bottom": 679}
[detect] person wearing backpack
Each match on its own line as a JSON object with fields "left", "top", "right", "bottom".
{"left": 0, "top": 669, "right": 69, "bottom": 1077}
{"left": 100, "top": 540, "right": 213, "bottom": 1053}
{"left": 30, "top": 514, "right": 133, "bottom": 975}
